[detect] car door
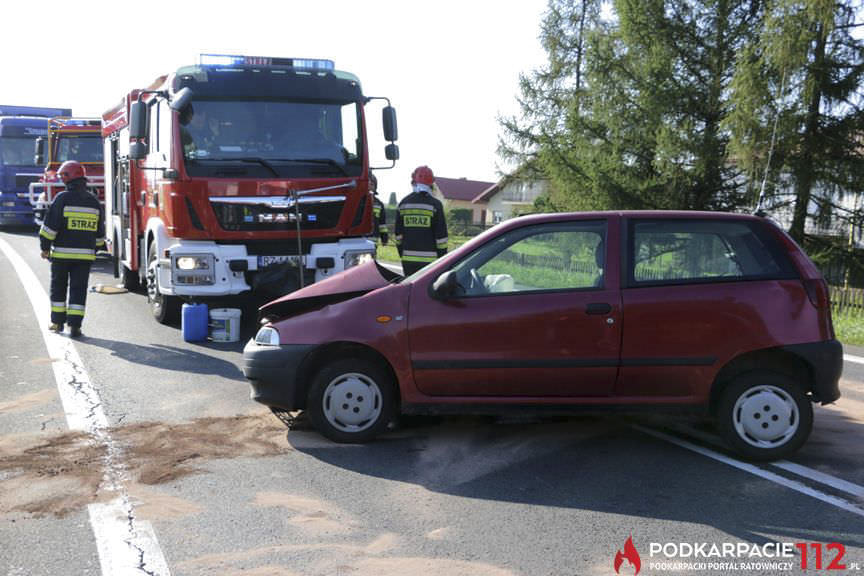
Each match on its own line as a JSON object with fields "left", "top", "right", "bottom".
{"left": 408, "top": 217, "right": 621, "bottom": 397}
{"left": 617, "top": 215, "right": 800, "bottom": 401}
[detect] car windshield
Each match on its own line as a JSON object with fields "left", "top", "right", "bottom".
{"left": 0, "top": 136, "right": 39, "bottom": 167}
{"left": 54, "top": 134, "right": 103, "bottom": 163}
{"left": 180, "top": 100, "right": 363, "bottom": 177}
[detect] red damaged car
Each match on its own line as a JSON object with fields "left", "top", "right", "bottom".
{"left": 243, "top": 211, "right": 842, "bottom": 460}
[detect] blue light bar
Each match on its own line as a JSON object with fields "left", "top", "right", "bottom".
{"left": 198, "top": 54, "right": 335, "bottom": 71}
{"left": 199, "top": 54, "right": 245, "bottom": 67}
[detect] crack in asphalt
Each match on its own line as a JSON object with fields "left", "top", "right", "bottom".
{"left": 57, "top": 336, "right": 166, "bottom": 575}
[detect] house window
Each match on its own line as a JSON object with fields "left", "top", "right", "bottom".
{"left": 493, "top": 211, "right": 503, "bottom": 224}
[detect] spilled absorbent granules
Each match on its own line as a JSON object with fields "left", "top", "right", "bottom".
{"left": 0, "top": 413, "right": 291, "bottom": 518}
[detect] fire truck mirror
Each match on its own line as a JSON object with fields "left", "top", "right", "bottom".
{"left": 169, "top": 87, "right": 193, "bottom": 112}
{"left": 129, "top": 141, "right": 147, "bottom": 161}
{"left": 385, "top": 143, "right": 400, "bottom": 161}
{"left": 34, "top": 137, "right": 45, "bottom": 166}
{"left": 382, "top": 106, "right": 398, "bottom": 142}
{"left": 129, "top": 101, "right": 148, "bottom": 140}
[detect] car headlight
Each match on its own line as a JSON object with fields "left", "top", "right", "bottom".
{"left": 344, "top": 250, "right": 375, "bottom": 269}
{"left": 254, "top": 326, "right": 280, "bottom": 346}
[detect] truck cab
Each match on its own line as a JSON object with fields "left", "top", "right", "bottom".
{"left": 102, "top": 54, "right": 399, "bottom": 323}
{"left": 31, "top": 117, "right": 104, "bottom": 226}
{"left": 0, "top": 105, "right": 71, "bottom": 227}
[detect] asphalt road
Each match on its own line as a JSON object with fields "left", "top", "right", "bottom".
{"left": 1, "top": 226, "right": 863, "bottom": 576}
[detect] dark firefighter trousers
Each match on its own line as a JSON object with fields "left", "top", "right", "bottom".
{"left": 50, "top": 260, "right": 91, "bottom": 328}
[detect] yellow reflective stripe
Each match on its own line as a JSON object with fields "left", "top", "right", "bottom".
{"left": 51, "top": 305, "right": 67, "bottom": 313}
{"left": 40, "top": 227, "right": 57, "bottom": 240}
{"left": 95, "top": 238, "right": 106, "bottom": 247}
{"left": 402, "top": 255, "right": 436, "bottom": 263}
{"left": 64, "top": 211, "right": 99, "bottom": 220}
{"left": 400, "top": 209, "right": 434, "bottom": 216}
{"left": 51, "top": 252, "right": 96, "bottom": 261}
{"left": 67, "top": 309, "right": 85, "bottom": 317}
{"left": 379, "top": 225, "right": 389, "bottom": 232}
{"left": 63, "top": 205, "right": 100, "bottom": 216}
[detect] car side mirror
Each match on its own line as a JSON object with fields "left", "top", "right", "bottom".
{"left": 431, "top": 270, "right": 461, "bottom": 300}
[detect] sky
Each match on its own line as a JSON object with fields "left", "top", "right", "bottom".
{"left": 2, "top": 0, "right": 549, "bottom": 201}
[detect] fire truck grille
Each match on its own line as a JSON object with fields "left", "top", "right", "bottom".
{"left": 210, "top": 200, "right": 344, "bottom": 231}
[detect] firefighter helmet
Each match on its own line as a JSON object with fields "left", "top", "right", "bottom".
{"left": 57, "top": 160, "right": 86, "bottom": 183}
{"left": 411, "top": 165, "right": 434, "bottom": 186}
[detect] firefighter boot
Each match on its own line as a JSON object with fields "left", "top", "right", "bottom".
{"left": 49, "top": 323, "right": 64, "bottom": 333}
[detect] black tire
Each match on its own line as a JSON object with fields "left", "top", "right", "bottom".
{"left": 147, "top": 242, "right": 179, "bottom": 324}
{"left": 306, "top": 357, "right": 396, "bottom": 443}
{"left": 717, "top": 371, "right": 813, "bottom": 461}
{"left": 120, "top": 263, "right": 140, "bottom": 292}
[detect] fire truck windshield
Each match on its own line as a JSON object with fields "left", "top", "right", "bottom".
{"left": 0, "top": 136, "right": 39, "bottom": 167}
{"left": 181, "top": 100, "right": 363, "bottom": 178}
{"left": 54, "top": 134, "right": 103, "bottom": 163}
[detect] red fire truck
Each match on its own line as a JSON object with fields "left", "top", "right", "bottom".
{"left": 31, "top": 117, "right": 104, "bottom": 226}
{"left": 101, "top": 54, "right": 399, "bottom": 323}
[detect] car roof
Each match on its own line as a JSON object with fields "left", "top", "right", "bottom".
{"left": 504, "top": 210, "right": 761, "bottom": 229}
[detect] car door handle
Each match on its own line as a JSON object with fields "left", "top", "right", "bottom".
{"left": 585, "top": 302, "right": 612, "bottom": 315}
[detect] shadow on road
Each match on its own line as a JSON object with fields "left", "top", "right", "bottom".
{"left": 287, "top": 412, "right": 864, "bottom": 550}
{"left": 76, "top": 336, "right": 246, "bottom": 381}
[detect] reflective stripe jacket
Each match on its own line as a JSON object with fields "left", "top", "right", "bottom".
{"left": 39, "top": 180, "right": 105, "bottom": 261}
{"left": 372, "top": 195, "right": 388, "bottom": 237}
{"left": 394, "top": 190, "right": 448, "bottom": 263}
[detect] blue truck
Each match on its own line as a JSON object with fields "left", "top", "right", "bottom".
{"left": 0, "top": 105, "right": 72, "bottom": 226}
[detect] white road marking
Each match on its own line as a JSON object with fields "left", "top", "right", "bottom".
{"left": 0, "top": 238, "right": 171, "bottom": 576}
{"left": 635, "top": 425, "right": 864, "bottom": 519}
{"left": 845, "top": 354, "right": 864, "bottom": 366}
{"left": 772, "top": 460, "right": 864, "bottom": 499}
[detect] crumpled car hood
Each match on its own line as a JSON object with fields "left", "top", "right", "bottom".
{"left": 258, "top": 260, "right": 401, "bottom": 322}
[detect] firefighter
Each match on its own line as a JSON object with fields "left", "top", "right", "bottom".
{"left": 394, "top": 165, "right": 448, "bottom": 276}
{"left": 369, "top": 173, "right": 389, "bottom": 245}
{"left": 39, "top": 160, "right": 105, "bottom": 337}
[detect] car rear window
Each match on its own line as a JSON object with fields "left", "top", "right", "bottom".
{"left": 627, "top": 219, "right": 798, "bottom": 286}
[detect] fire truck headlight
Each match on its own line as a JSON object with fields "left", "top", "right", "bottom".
{"left": 344, "top": 250, "right": 375, "bottom": 269}
{"left": 254, "top": 326, "right": 281, "bottom": 346}
{"left": 175, "top": 255, "right": 212, "bottom": 271}
{"left": 172, "top": 254, "right": 216, "bottom": 285}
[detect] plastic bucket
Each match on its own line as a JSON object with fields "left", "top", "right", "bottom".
{"left": 181, "top": 302, "right": 209, "bottom": 342}
{"left": 209, "top": 307, "right": 241, "bottom": 342}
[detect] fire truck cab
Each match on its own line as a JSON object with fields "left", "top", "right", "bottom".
{"left": 101, "top": 54, "right": 399, "bottom": 323}
{"left": 31, "top": 117, "right": 104, "bottom": 226}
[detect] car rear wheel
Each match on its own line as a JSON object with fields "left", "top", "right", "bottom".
{"left": 306, "top": 357, "right": 395, "bottom": 443}
{"left": 718, "top": 371, "right": 812, "bottom": 461}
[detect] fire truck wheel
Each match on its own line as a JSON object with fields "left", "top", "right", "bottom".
{"left": 147, "top": 242, "right": 179, "bottom": 324}
{"left": 120, "top": 264, "right": 140, "bottom": 292}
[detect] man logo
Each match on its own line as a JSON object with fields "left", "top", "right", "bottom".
{"left": 614, "top": 535, "right": 641, "bottom": 575}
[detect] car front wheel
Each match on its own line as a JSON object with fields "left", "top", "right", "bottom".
{"left": 717, "top": 371, "right": 813, "bottom": 461}
{"left": 306, "top": 358, "right": 395, "bottom": 443}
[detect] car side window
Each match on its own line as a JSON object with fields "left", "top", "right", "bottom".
{"left": 631, "top": 220, "right": 792, "bottom": 284}
{"left": 451, "top": 221, "right": 607, "bottom": 296}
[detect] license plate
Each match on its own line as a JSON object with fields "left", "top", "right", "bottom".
{"left": 258, "top": 255, "right": 302, "bottom": 267}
